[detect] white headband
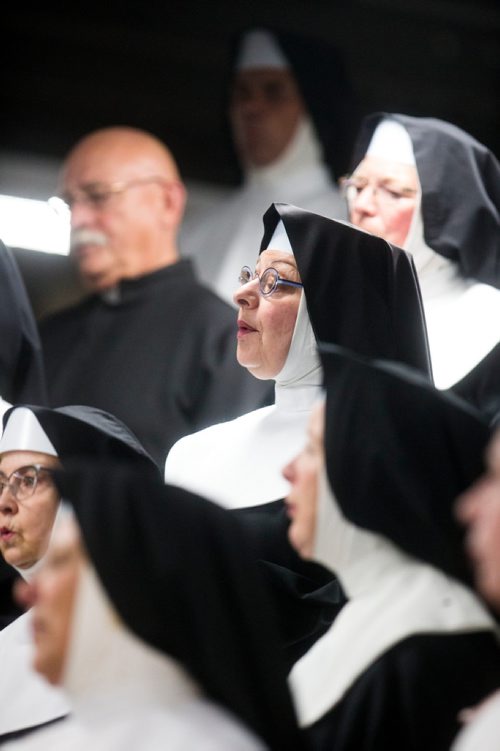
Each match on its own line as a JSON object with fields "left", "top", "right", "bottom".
{"left": 265, "top": 219, "right": 293, "bottom": 254}
{"left": 235, "top": 30, "right": 289, "bottom": 71}
{"left": 0, "top": 408, "right": 58, "bottom": 456}
{"left": 366, "top": 119, "right": 416, "bottom": 166}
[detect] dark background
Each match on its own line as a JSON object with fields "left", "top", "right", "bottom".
{"left": 3, "top": 0, "right": 499, "bottom": 186}
{"left": 1, "top": 0, "right": 499, "bottom": 318}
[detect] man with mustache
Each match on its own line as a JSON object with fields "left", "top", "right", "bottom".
{"left": 40, "top": 127, "right": 271, "bottom": 466}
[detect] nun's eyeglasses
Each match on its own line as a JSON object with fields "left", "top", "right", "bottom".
{"left": 0, "top": 465, "right": 55, "bottom": 503}
{"left": 339, "top": 175, "right": 418, "bottom": 206}
{"left": 238, "top": 266, "right": 303, "bottom": 297}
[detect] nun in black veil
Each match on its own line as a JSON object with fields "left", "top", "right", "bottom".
{"left": 7, "top": 463, "right": 305, "bottom": 750}
{"left": 346, "top": 114, "right": 500, "bottom": 391}
{"left": 166, "top": 201, "right": 432, "bottom": 665}
{"left": 0, "top": 404, "right": 159, "bottom": 742}
{"left": 283, "top": 344, "right": 500, "bottom": 750}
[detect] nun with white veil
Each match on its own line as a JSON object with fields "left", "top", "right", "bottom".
{"left": 166, "top": 201, "right": 432, "bottom": 663}
{"left": 346, "top": 114, "right": 500, "bottom": 389}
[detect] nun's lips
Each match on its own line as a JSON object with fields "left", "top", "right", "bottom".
{"left": 237, "top": 319, "right": 257, "bottom": 339}
{"left": 0, "top": 527, "right": 16, "bottom": 542}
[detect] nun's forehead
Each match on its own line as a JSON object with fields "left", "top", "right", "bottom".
{"left": 257, "top": 249, "right": 298, "bottom": 271}
{"left": 0, "top": 448, "right": 60, "bottom": 470}
{"left": 352, "top": 154, "right": 419, "bottom": 185}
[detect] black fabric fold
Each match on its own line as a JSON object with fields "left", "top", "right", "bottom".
{"left": 56, "top": 462, "right": 305, "bottom": 751}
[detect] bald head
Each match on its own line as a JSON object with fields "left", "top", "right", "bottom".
{"left": 61, "top": 127, "right": 186, "bottom": 291}
{"left": 64, "top": 127, "right": 181, "bottom": 184}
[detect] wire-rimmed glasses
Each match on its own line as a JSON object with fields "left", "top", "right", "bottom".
{"left": 0, "top": 465, "right": 55, "bottom": 503}
{"left": 238, "top": 266, "right": 303, "bottom": 297}
{"left": 339, "top": 174, "right": 418, "bottom": 206}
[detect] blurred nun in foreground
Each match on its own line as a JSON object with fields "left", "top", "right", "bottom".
{"left": 7, "top": 464, "right": 304, "bottom": 750}
{"left": 283, "top": 345, "right": 500, "bottom": 750}
{"left": 452, "top": 429, "right": 500, "bottom": 750}
{"left": 0, "top": 405, "right": 158, "bottom": 742}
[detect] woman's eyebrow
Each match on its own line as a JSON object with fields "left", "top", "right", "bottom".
{"left": 258, "top": 256, "right": 296, "bottom": 268}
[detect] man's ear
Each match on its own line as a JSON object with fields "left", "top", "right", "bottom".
{"left": 162, "top": 180, "right": 187, "bottom": 227}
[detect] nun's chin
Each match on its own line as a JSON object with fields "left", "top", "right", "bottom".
{"left": 243, "top": 363, "right": 281, "bottom": 381}
{"left": 236, "top": 345, "right": 287, "bottom": 381}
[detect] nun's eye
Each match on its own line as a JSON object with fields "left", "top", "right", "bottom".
{"left": 340, "top": 175, "right": 417, "bottom": 206}
{"left": 238, "top": 266, "right": 303, "bottom": 297}
{"left": 259, "top": 268, "right": 303, "bottom": 297}
{"left": 1, "top": 465, "right": 55, "bottom": 503}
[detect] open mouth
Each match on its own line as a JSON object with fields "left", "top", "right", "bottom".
{"left": 0, "top": 527, "right": 15, "bottom": 542}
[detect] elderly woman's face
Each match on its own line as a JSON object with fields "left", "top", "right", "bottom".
{"left": 347, "top": 155, "right": 419, "bottom": 248}
{"left": 282, "top": 401, "right": 325, "bottom": 559}
{"left": 456, "top": 430, "right": 500, "bottom": 610}
{"left": 0, "top": 451, "right": 61, "bottom": 570}
{"left": 17, "top": 513, "right": 82, "bottom": 685}
{"left": 233, "top": 249, "right": 302, "bottom": 380}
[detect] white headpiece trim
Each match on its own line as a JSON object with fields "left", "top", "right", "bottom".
{"left": 236, "top": 30, "right": 289, "bottom": 71}
{"left": 366, "top": 118, "right": 416, "bottom": 166}
{"left": 266, "top": 219, "right": 293, "bottom": 254}
{"left": 0, "top": 407, "right": 57, "bottom": 456}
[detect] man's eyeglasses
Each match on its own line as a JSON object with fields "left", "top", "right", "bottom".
{"left": 339, "top": 175, "right": 418, "bottom": 207}
{"left": 49, "top": 176, "right": 169, "bottom": 216}
{"left": 0, "top": 465, "right": 55, "bottom": 503}
{"left": 238, "top": 266, "right": 303, "bottom": 297}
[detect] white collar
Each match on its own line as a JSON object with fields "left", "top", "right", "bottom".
{"left": 289, "top": 471, "right": 498, "bottom": 726}
{"left": 275, "top": 291, "right": 322, "bottom": 390}
{"left": 63, "top": 563, "right": 201, "bottom": 718}
{"left": 404, "top": 203, "right": 463, "bottom": 300}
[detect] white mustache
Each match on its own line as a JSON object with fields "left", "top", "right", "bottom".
{"left": 70, "top": 228, "right": 108, "bottom": 251}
